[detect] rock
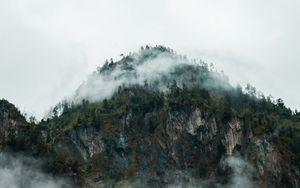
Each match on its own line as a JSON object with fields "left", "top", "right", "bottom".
{"left": 187, "top": 108, "right": 205, "bottom": 135}
{"left": 116, "top": 134, "right": 128, "bottom": 151}
{"left": 223, "top": 119, "right": 243, "bottom": 155}
{"left": 58, "top": 126, "right": 104, "bottom": 160}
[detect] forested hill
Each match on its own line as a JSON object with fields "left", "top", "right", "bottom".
{"left": 1, "top": 45, "right": 300, "bottom": 187}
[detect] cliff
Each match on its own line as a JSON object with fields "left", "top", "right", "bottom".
{"left": 0, "top": 46, "right": 299, "bottom": 188}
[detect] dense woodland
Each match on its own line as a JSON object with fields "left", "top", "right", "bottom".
{"left": 1, "top": 46, "right": 300, "bottom": 186}
{"left": 44, "top": 46, "right": 300, "bottom": 168}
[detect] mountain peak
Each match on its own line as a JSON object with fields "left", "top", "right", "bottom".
{"left": 98, "top": 45, "right": 179, "bottom": 74}
{"left": 73, "top": 45, "right": 230, "bottom": 105}
{"left": 1, "top": 47, "right": 300, "bottom": 188}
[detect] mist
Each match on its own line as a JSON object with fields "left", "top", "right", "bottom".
{"left": 166, "top": 156, "right": 257, "bottom": 188}
{"left": 73, "top": 49, "right": 193, "bottom": 103}
{"left": 221, "top": 156, "right": 257, "bottom": 188}
{"left": 0, "top": 152, "right": 71, "bottom": 188}
{"left": 83, "top": 154, "right": 258, "bottom": 188}
{"left": 97, "top": 155, "right": 258, "bottom": 188}
{"left": 0, "top": 0, "right": 299, "bottom": 119}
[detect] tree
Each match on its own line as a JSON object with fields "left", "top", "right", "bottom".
{"left": 29, "top": 116, "right": 36, "bottom": 124}
{"left": 276, "top": 98, "right": 285, "bottom": 108}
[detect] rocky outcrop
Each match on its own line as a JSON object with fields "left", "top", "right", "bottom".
{"left": 186, "top": 108, "right": 205, "bottom": 135}
{"left": 0, "top": 100, "right": 30, "bottom": 150}
{"left": 54, "top": 106, "right": 295, "bottom": 187}
{"left": 54, "top": 126, "right": 105, "bottom": 160}
{"left": 1, "top": 99, "right": 299, "bottom": 188}
{"left": 223, "top": 119, "right": 243, "bottom": 155}
{"left": 243, "top": 137, "right": 300, "bottom": 188}
{"left": 1, "top": 45, "right": 300, "bottom": 187}
{"left": 0, "top": 112, "right": 18, "bottom": 145}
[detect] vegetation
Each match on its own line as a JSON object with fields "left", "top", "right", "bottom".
{"left": 1, "top": 45, "right": 300, "bottom": 186}
{"left": 44, "top": 45, "right": 300, "bottom": 162}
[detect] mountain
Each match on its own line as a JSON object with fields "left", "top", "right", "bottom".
{"left": 1, "top": 45, "right": 300, "bottom": 188}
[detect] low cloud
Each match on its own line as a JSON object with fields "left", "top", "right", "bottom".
{"left": 220, "top": 156, "right": 257, "bottom": 188}
{"left": 0, "top": 152, "right": 71, "bottom": 188}
{"left": 1, "top": 0, "right": 299, "bottom": 119}
{"left": 73, "top": 49, "right": 194, "bottom": 104}
{"left": 95, "top": 155, "right": 258, "bottom": 188}
{"left": 167, "top": 156, "right": 257, "bottom": 188}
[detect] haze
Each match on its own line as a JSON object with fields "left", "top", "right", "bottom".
{"left": 0, "top": 0, "right": 299, "bottom": 119}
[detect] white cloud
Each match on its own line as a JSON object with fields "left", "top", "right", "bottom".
{"left": 166, "top": 155, "right": 257, "bottom": 188}
{"left": 0, "top": 0, "right": 299, "bottom": 119}
{"left": 73, "top": 50, "right": 193, "bottom": 104}
{"left": 0, "top": 153, "right": 71, "bottom": 188}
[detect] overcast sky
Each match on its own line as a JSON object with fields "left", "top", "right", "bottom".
{"left": 0, "top": 0, "right": 299, "bottom": 119}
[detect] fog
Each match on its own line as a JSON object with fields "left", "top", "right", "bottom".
{"left": 166, "top": 156, "right": 257, "bottom": 188}
{"left": 0, "top": 0, "right": 299, "bottom": 119}
{"left": 0, "top": 153, "right": 71, "bottom": 188}
{"left": 96, "top": 155, "right": 257, "bottom": 188}
{"left": 221, "top": 156, "right": 257, "bottom": 188}
{"left": 73, "top": 49, "right": 195, "bottom": 104}
{"left": 0, "top": 152, "right": 256, "bottom": 188}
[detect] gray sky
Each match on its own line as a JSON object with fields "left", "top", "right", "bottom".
{"left": 0, "top": 0, "right": 299, "bottom": 119}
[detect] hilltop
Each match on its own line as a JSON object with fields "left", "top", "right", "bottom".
{"left": 0, "top": 46, "right": 300, "bottom": 187}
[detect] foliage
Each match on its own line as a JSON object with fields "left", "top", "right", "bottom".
{"left": 45, "top": 45, "right": 300, "bottom": 161}
{"left": 2, "top": 45, "right": 300, "bottom": 185}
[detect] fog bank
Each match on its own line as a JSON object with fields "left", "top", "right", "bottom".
{"left": 0, "top": 153, "right": 71, "bottom": 188}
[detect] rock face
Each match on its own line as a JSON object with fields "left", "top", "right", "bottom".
{"left": 0, "top": 100, "right": 300, "bottom": 187}
{"left": 61, "top": 126, "right": 104, "bottom": 160}
{"left": 44, "top": 106, "right": 298, "bottom": 187}
{"left": 1, "top": 97, "right": 298, "bottom": 188}
{"left": 0, "top": 46, "right": 299, "bottom": 187}
{"left": 245, "top": 137, "right": 296, "bottom": 188}
{"left": 0, "top": 111, "right": 18, "bottom": 145}
{"left": 224, "top": 119, "right": 243, "bottom": 155}
{"left": 0, "top": 100, "right": 28, "bottom": 149}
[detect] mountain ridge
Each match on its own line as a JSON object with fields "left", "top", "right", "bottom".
{"left": 0, "top": 46, "right": 300, "bottom": 187}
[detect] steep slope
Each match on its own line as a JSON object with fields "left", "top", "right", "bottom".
{"left": 43, "top": 88, "right": 300, "bottom": 187}
{"left": 0, "top": 99, "right": 26, "bottom": 148}
{"left": 0, "top": 99, "right": 46, "bottom": 154}
{"left": 1, "top": 46, "right": 300, "bottom": 188}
